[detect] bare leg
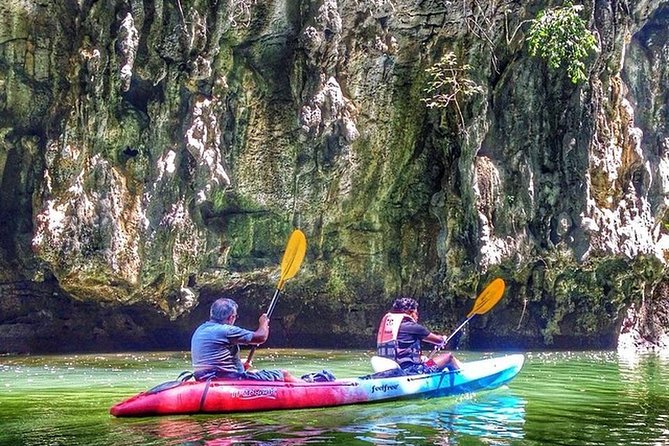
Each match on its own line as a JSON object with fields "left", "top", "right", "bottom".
{"left": 432, "top": 352, "right": 462, "bottom": 371}
{"left": 281, "top": 370, "right": 303, "bottom": 382}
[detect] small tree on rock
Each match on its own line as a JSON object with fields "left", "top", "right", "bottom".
{"left": 526, "top": 2, "right": 599, "bottom": 84}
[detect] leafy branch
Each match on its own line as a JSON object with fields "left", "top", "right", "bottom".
{"left": 422, "top": 52, "right": 484, "bottom": 130}
{"left": 526, "top": 2, "right": 599, "bottom": 84}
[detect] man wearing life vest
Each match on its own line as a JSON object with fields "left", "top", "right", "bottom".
{"left": 377, "top": 297, "right": 462, "bottom": 374}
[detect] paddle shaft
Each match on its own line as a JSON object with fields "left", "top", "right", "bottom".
{"left": 266, "top": 288, "right": 281, "bottom": 318}
{"left": 428, "top": 315, "right": 474, "bottom": 359}
{"left": 429, "top": 278, "right": 506, "bottom": 358}
{"left": 244, "top": 229, "right": 307, "bottom": 369}
{"left": 444, "top": 314, "right": 474, "bottom": 345}
{"left": 245, "top": 288, "right": 281, "bottom": 368}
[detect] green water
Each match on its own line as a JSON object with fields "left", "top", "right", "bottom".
{"left": 1, "top": 350, "right": 668, "bottom": 445}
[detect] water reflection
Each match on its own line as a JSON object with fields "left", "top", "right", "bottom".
{"left": 516, "top": 351, "right": 669, "bottom": 446}
{"left": 345, "top": 393, "right": 525, "bottom": 445}
{"left": 616, "top": 352, "right": 669, "bottom": 446}
{"left": 122, "top": 391, "right": 526, "bottom": 445}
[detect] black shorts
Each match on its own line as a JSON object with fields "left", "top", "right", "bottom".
{"left": 194, "top": 368, "right": 284, "bottom": 381}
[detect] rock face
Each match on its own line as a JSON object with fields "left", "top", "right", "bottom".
{"left": 1, "top": 0, "right": 668, "bottom": 353}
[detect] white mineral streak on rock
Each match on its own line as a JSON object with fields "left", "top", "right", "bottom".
{"left": 300, "top": 76, "right": 359, "bottom": 142}
{"left": 156, "top": 149, "right": 177, "bottom": 181}
{"left": 555, "top": 212, "right": 573, "bottom": 238}
{"left": 156, "top": 201, "right": 205, "bottom": 306}
{"left": 299, "top": 76, "right": 359, "bottom": 198}
{"left": 173, "top": 286, "right": 198, "bottom": 317}
{"left": 299, "top": 100, "right": 322, "bottom": 132}
{"left": 99, "top": 160, "right": 142, "bottom": 282}
{"left": 301, "top": 26, "right": 323, "bottom": 65}
{"left": 185, "top": 10, "right": 211, "bottom": 80}
{"left": 33, "top": 153, "right": 142, "bottom": 293}
{"left": 474, "top": 155, "right": 513, "bottom": 270}
{"left": 524, "top": 161, "right": 535, "bottom": 208}
{"left": 657, "top": 139, "right": 669, "bottom": 261}
{"left": 367, "top": 0, "right": 395, "bottom": 18}
{"left": 44, "top": 140, "right": 59, "bottom": 170}
{"left": 618, "top": 302, "right": 669, "bottom": 355}
{"left": 79, "top": 46, "right": 101, "bottom": 86}
{"left": 117, "top": 12, "right": 139, "bottom": 92}
{"left": 300, "top": 0, "right": 342, "bottom": 68}
{"left": 32, "top": 200, "right": 67, "bottom": 246}
{"left": 184, "top": 95, "right": 231, "bottom": 203}
{"left": 580, "top": 216, "right": 600, "bottom": 233}
{"left": 299, "top": 1, "right": 358, "bottom": 141}
{"left": 584, "top": 92, "right": 665, "bottom": 262}
{"left": 318, "top": 0, "right": 343, "bottom": 34}
{"left": 586, "top": 194, "right": 655, "bottom": 260}
{"left": 296, "top": 1, "right": 361, "bottom": 202}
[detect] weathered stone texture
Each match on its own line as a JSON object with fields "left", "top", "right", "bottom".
{"left": 1, "top": 0, "right": 669, "bottom": 353}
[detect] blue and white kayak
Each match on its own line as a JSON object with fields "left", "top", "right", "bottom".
{"left": 110, "top": 354, "right": 524, "bottom": 417}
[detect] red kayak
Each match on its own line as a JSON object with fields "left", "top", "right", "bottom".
{"left": 110, "top": 354, "right": 524, "bottom": 417}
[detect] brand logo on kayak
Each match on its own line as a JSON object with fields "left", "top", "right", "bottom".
{"left": 371, "top": 384, "right": 399, "bottom": 393}
{"left": 232, "top": 388, "right": 278, "bottom": 400}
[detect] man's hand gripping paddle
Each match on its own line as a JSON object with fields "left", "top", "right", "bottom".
{"left": 244, "top": 229, "right": 307, "bottom": 370}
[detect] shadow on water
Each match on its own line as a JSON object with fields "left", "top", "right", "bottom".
{"left": 118, "top": 391, "right": 526, "bottom": 445}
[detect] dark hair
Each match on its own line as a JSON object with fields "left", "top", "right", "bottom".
{"left": 392, "top": 297, "right": 418, "bottom": 312}
{"left": 210, "top": 298, "right": 238, "bottom": 323}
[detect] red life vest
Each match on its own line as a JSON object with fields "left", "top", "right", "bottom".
{"left": 376, "top": 312, "right": 418, "bottom": 362}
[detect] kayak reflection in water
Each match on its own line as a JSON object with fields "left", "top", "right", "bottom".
{"left": 125, "top": 393, "right": 526, "bottom": 444}
{"left": 377, "top": 297, "right": 463, "bottom": 374}
{"left": 190, "top": 297, "right": 302, "bottom": 382}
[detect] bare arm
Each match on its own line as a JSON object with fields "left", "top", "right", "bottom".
{"left": 249, "top": 313, "right": 270, "bottom": 344}
{"left": 424, "top": 332, "right": 446, "bottom": 346}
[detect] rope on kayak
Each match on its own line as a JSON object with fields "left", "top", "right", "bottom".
{"left": 177, "top": 371, "right": 194, "bottom": 382}
{"left": 436, "top": 368, "right": 456, "bottom": 390}
{"left": 198, "top": 377, "right": 213, "bottom": 412}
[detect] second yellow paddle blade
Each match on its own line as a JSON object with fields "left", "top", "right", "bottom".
{"left": 467, "top": 278, "right": 505, "bottom": 317}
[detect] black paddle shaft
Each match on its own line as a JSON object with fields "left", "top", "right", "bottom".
{"left": 245, "top": 288, "right": 281, "bottom": 368}
{"left": 266, "top": 288, "right": 281, "bottom": 318}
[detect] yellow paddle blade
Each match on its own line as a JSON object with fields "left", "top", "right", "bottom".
{"left": 466, "top": 278, "right": 506, "bottom": 318}
{"left": 277, "top": 229, "right": 307, "bottom": 289}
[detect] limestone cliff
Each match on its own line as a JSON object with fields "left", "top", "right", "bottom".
{"left": 1, "top": 0, "right": 668, "bottom": 353}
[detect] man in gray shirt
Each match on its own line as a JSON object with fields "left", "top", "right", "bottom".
{"left": 191, "top": 297, "right": 300, "bottom": 381}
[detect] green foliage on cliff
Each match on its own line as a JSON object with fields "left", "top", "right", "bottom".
{"left": 422, "top": 52, "right": 484, "bottom": 128}
{"left": 526, "top": 2, "right": 598, "bottom": 84}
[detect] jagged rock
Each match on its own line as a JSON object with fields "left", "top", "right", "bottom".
{"left": 1, "top": 0, "right": 668, "bottom": 353}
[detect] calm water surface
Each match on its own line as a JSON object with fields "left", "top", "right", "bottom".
{"left": 1, "top": 350, "right": 668, "bottom": 445}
